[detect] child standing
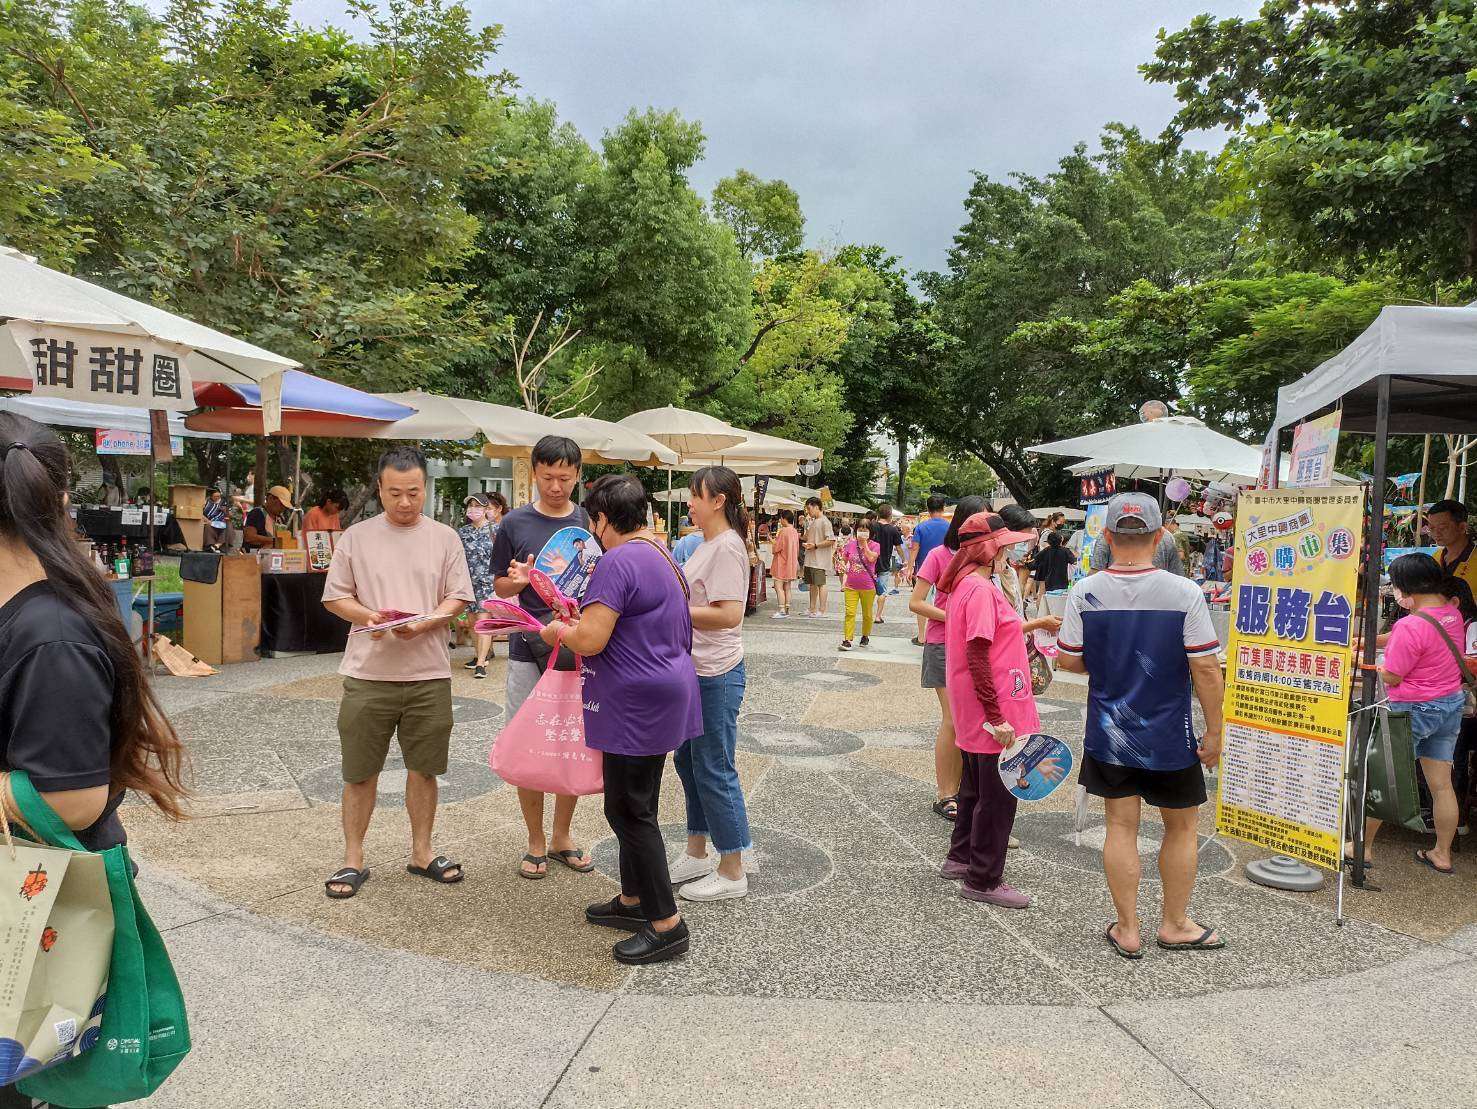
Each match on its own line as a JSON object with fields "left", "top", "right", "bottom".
{"left": 937, "top": 511, "right": 1042, "bottom": 907}
{"left": 840, "top": 522, "right": 881, "bottom": 651}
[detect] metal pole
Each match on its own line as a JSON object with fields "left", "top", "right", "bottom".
{"left": 1462, "top": 435, "right": 1471, "bottom": 503}
{"left": 667, "top": 466, "right": 673, "bottom": 537}
{"left": 1352, "top": 375, "right": 1391, "bottom": 889}
{"left": 146, "top": 439, "right": 156, "bottom": 674}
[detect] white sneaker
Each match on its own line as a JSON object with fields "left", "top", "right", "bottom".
{"left": 771, "top": 610, "right": 790, "bottom": 620}
{"left": 679, "top": 871, "right": 749, "bottom": 902}
{"left": 667, "top": 851, "right": 715, "bottom": 884}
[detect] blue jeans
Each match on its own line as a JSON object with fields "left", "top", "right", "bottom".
{"left": 674, "top": 662, "right": 752, "bottom": 854}
{"left": 1394, "top": 690, "right": 1465, "bottom": 763}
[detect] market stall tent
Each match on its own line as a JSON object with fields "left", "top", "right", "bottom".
{"left": 0, "top": 395, "right": 228, "bottom": 441}
{"left": 0, "top": 245, "right": 296, "bottom": 431}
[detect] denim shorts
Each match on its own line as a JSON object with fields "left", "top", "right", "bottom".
{"left": 1393, "top": 690, "right": 1466, "bottom": 763}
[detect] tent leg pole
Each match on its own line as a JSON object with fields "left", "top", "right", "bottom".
{"left": 667, "top": 467, "right": 673, "bottom": 537}
{"left": 255, "top": 437, "right": 268, "bottom": 507}
{"left": 1353, "top": 375, "right": 1391, "bottom": 890}
{"left": 147, "top": 441, "right": 157, "bottom": 675}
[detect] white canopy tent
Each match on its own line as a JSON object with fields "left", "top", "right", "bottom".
{"left": 0, "top": 245, "right": 296, "bottom": 432}
{"left": 656, "top": 477, "right": 866, "bottom": 515}
{"left": 1064, "top": 454, "right": 1352, "bottom": 487}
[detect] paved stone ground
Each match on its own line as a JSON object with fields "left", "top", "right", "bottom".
{"left": 126, "top": 588, "right": 1476, "bottom": 1107}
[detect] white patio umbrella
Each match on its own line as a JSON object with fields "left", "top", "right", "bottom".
{"left": 0, "top": 245, "right": 297, "bottom": 431}
{"left": 371, "top": 392, "right": 564, "bottom": 452}
{"left": 544, "top": 416, "right": 678, "bottom": 466}
{"left": 616, "top": 406, "right": 747, "bottom": 455}
{"left": 1030, "top": 416, "right": 1264, "bottom": 481}
{"left": 678, "top": 428, "right": 822, "bottom": 468}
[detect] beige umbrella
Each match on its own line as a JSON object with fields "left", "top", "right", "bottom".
{"left": 371, "top": 391, "right": 564, "bottom": 452}
{"left": 545, "top": 416, "right": 679, "bottom": 466}
{"left": 617, "top": 406, "right": 747, "bottom": 455}
{"left": 677, "top": 428, "right": 822, "bottom": 468}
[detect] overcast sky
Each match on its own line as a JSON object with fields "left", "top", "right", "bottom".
{"left": 290, "top": 0, "right": 1257, "bottom": 275}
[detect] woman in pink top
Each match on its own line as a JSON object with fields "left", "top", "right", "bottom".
{"left": 768, "top": 509, "right": 799, "bottom": 619}
{"left": 839, "top": 522, "right": 881, "bottom": 651}
{"left": 937, "top": 511, "right": 1041, "bottom": 908}
{"left": 1360, "top": 553, "right": 1472, "bottom": 874}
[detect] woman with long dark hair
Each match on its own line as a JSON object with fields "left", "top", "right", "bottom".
{"left": 668, "top": 466, "right": 755, "bottom": 901}
{"left": 0, "top": 413, "right": 189, "bottom": 854}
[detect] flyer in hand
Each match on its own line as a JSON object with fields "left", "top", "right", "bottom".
{"left": 527, "top": 565, "right": 578, "bottom": 620}
{"left": 998, "top": 733, "right": 1074, "bottom": 802}
{"left": 475, "top": 599, "right": 545, "bottom": 636}
{"left": 350, "top": 610, "right": 425, "bottom": 635}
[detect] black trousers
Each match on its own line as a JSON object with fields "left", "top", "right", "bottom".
{"left": 602, "top": 751, "right": 679, "bottom": 921}
{"left": 946, "top": 750, "right": 1019, "bottom": 891}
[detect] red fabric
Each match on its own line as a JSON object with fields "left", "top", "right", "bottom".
{"left": 965, "top": 637, "right": 1003, "bottom": 726}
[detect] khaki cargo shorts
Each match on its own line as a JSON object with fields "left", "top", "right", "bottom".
{"left": 338, "top": 677, "right": 453, "bottom": 783}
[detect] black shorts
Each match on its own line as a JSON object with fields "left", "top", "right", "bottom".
{"left": 1079, "top": 753, "right": 1207, "bottom": 810}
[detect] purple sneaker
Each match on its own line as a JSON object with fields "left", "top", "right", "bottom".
{"left": 960, "top": 882, "right": 1032, "bottom": 909}
{"left": 939, "top": 860, "right": 968, "bottom": 881}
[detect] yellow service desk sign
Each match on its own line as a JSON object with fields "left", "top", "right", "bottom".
{"left": 1216, "top": 487, "right": 1362, "bottom": 872}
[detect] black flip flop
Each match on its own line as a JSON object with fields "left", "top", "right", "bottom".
{"left": 324, "top": 867, "right": 370, "bottom": 900}
{"left": 518, "top": 853, "right": 548, "bottom": 880}
{"left": 1157, "top": 926, "right": 1225, "bottom": 951}
{"left": 1416, "top": 849, "right": 1455, "bottom": 875}
{"left": 1105, "top": 922, "right": 1143, "bottom": 960}
{"left": 932, "top": 795, "right": 958, "bottom": 822}
{"left": 407, "top": 855, "right": 465, "bottom": 884}
{"left": 550, "top": 848, "right": 595, "bottom": 873}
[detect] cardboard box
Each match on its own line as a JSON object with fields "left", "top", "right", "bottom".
{"left": 182, "top": 554, "right": 260, "bottom": 665}
{"left": 175, "top": 517, "right": 206, "bottom": 550}
{"left": 170, "top": 484, "right": 207, "bottom": 515}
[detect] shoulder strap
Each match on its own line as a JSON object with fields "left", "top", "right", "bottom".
{"left": 1413, "top": 610, "right": 1477, "bottom": 689}
{"left": 5, "top": 771, "right": 88, "bottom": 852}
{"left": 632, "top": 536, "right": 690, "bottom": 600}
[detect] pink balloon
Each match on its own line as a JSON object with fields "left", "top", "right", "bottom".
{"left": 1166, "top": 477, "right": 1192, "bottom": 502}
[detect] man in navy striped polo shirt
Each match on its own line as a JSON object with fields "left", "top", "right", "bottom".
{"left": 1058, "top": 493, "right": 1226, "bottom": 959}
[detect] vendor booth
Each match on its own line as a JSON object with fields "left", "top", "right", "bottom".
{"left": 1264, "top": 303, "right": 1477, "bottom": 894}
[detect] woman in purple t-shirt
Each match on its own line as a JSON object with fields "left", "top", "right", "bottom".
{"left": 541, "top": 474, "right": 702, "bottom": 966}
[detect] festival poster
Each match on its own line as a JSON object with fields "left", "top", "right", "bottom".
{"left": 1216, "top": 487, "right": 1362, "bottom": 871}
{"left": 535, "top": 525, "right": 601, "bottom": 601}
{"left": 1075, "top": 503, "right": 1108, "bottom": 581}
{"left": 1287, "top": 411, "right": 1341, "bottom": 488}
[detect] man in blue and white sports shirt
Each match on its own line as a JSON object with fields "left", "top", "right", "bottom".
{"left": 1057, "top": 493, "right": 1226, "bottom": 960}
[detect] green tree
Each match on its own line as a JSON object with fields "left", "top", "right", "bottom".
{"left": 903, "top": 443, "right": 997, "bottom": 510}
{"left": 927, "top": 124, "right": 1242, "bottom": 502}
{"left": 1147, "top": 0, "right": 1477, "bottom": 279}
{"left": 711, "top": 169, "right": 805, "bottom": 259}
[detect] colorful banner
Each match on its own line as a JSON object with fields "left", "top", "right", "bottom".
{"left": 1288, "top": 411, "right": 1341, "bottom": 488}
{"left": 1216, "top": 487, "right": 1362, "bottom": 871}
{"left": 94, "top": 428, "right": 185, "bottom": 456}
{"left": 1077, "top": 468, "right": 1116, "bottom": 504}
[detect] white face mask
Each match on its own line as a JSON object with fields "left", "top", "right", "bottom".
{"left": 1393, "top": 588, "right": 1414, "bottom": 611}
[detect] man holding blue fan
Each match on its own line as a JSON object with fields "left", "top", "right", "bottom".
{"left": 1057, "top": 493, "right": 1226, "bottom": 960}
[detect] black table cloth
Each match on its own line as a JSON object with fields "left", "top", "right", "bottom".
{"left": 74, "top": 506, "right": 186, "bottom": 549}
{"left": 259, "top": 572, "right": 350, "bottom": 655}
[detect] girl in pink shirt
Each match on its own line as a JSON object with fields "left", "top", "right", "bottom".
{"left": 839, "top": 523, "right": 881, "bottom": 651}
{"left": 768, "top": 510, "right": 800, "bottom": 619}
{"left": 1362, "top": 553, "right": 1471, "bottom": 874}
{"left": 937, "top": 511, "right": 1040, "bottom": 908}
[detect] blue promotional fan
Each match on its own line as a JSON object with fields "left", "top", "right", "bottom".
{"left": 998, "top": 733, "right": 1074, "bottom": 802}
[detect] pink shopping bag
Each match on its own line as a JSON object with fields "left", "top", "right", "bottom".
{"left": 490, "top": 635, "right": 604, "bottom": 796}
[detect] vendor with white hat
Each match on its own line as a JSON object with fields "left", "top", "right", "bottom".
{"left": 243, "top": 485, "right": 294, "bottom": 550}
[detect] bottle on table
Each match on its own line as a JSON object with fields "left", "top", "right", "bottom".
{"left": 135, "top": 542, "right": 154, "bottom": 578}
{"left": 114, "top": 539, "right": 131, "bottom": 581}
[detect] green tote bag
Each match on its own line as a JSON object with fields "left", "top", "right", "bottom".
{"left": 9, "top": 772, "right": 190, "bottom": 1108}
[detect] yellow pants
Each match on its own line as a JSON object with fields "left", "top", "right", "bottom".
{"left": 844, "top": 588, "right": 876, "bottom": 641}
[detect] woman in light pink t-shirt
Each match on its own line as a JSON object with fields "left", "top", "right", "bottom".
{"left": 668, "top": 466, "right": 754, "bottom": 902}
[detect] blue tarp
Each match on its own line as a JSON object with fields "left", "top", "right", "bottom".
{"left": 216, "top": 370, "right": 416, "bottom": 420}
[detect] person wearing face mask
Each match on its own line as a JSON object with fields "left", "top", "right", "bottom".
{"left": 458, "top": 493, "right": 499, "bottom": 679}
{"left": 1353, "top": 553, "right": 1473, "bottom": 875}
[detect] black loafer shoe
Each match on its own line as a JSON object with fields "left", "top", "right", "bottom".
{"left": 585, "top": 896, "right": 646, "bottom": 931}
{"left": 613, "top": 920, "right": 690, "bottom": 965}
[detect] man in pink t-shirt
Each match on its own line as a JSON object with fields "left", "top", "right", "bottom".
{"left": 320, "top": 447, "right": 475, "bottom": 900}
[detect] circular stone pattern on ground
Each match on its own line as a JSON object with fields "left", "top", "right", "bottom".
{"left": 772, "top": 667, "right": 882, "bottom": 691}
{"left": 591, "top": 823, "right": 833, "bottom": 900}
{"left": 449, "top": 696, "right": 502, "bottom": 724}
{"left": 298, "top": 756, "right": 502, "bottom": 806}
{"left": 1013, "top": 809, "right": 1234, "bottom": 879}
{"left": 737, "top": 723, "right": 864, "bottom": 758}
